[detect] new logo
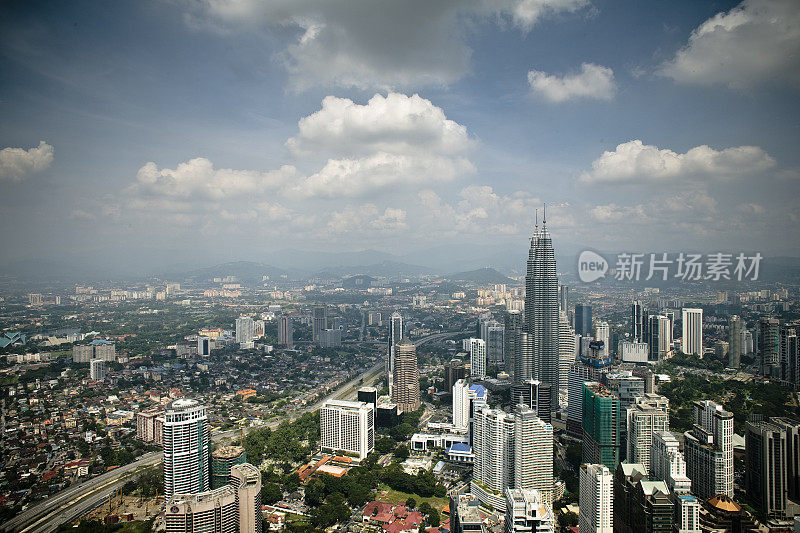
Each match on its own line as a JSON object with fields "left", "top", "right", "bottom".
{"left": 578, "top": 250, "right": 608, "bottom": 282}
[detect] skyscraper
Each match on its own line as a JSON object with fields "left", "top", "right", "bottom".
{"left": 514, "top": 406, "right": 553, "bottom": 506}
{"left": 235, "top": 316, "right": 254, "bottom": 345}
{"left": 681, "top": 308, "right": 703, "bottom": 356}
{"left": 320, "top": 399, "right": 375, "bottom": 460}
{"left": 745, "top": 420, "right": 788, "bottom": 519}
{"left": 579, "top": 463, "right": 613, "bottom": 533}
{"left": 574, "top": 304, "right": 593, "bottom": 337}
{"left": 524, "top": 215, "right": 560, "bottom": 407}
{"left": 759, "top": 317, "right": 781, "bottom": 377}
{"left": 595, "top": 321, "right": 610, "bottom": 358}
{"left": 391, "top": 338, "right": 420, "bottom": 413}
{"left": 558, "top": 311, "right": 577, "bottom": 393}
{"left": 511, "top": 379, "right": 551, "bottom": 424}
{"left": 89, "top": 358, "right": 106, "bottom": 381}
{"left": 559, "top": 284, "right": 568, "bottom": 314}
{"left": 445, "top": 359, "right": 467, "bottom": 392}
{"left": 651, "top": 431, "right": 691, "bottom": 494}
{"left": 211, "top": 445, "right": 246, "bottom": 489}
{"left": 312, "top": 305, "right": 327, "bottom": 342}
{"left": 388, "top": 311, "right": 403, "bottom": 393}
{"left": 505, "top": 310, "right": 523, "bottom": 381}
{"left": 163, "top": 398, "right": 210, "bottom": 498}
{"left": 230, "top": 463, "right": 263, "bottom": 533}
{"left": 278, "top": 315, "right": 293, "bottom": 348}
{"left": 728, "top": 315, "right": 742, "bottom": 369}
{"left": 165, "top": 486, "right": 238, "bottom": 533}
{"left": 647, "top": 315, "right": 672, "bottom": 361}
{"left": 632, "top": 301, "right": 645, "bottom": 343}
{"left": 486, "top": 322, "right": 505, "bottom": 366}
{"left": 626, "top": 394, "right": 670, "bottom": 472}
{"left": 472, "top": 406, "right": 515, "bottom": 511}
{"left": 582, "top": 382, "right": 621, "bottom": 470}
{"left": 684, "top": 400, "right": 733, "bottom": 499}
{"left": 452, "top": 379, "right": 487, "bottom": 431}
{"left": 467, "top": 338, "right": 487, "bottom": 379}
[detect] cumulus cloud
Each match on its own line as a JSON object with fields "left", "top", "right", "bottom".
{"left": 287, "top": 93, "right": 471, "bottom": 157}
{"left": 129, "top": 158, "right": 300, "bottom": 199}
{"left": 580, "top": 140, "right": 776, "bottom": 184}
{"left": 657, "top": 0, "right": 800, "bottom": 89}
{"left": 0, "top": 141, "right": 54, "bottom": 181}
{"left": 182, "top": 0, "right": 590, "bottom": 90}
{"left": 527, "top": 63, "right": 616, "bottom": 102}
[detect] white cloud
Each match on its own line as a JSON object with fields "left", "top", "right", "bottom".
{"left": 130, "top": 158, "right": 300, "bottom": 199}
{"left": 0, "top": 141, "right": 54, "bottom": 181}
{"left": 287, "top": 93, "right": 472, "bottom": 157}
{"left": 580, "top": 140, "right": 776, "bottom": 184}
{"left": 527, "top": 63, "right": 616, "bottom": 102}
{"left": 182, "top": 0, "right": 590, "bottom": 90}
{"left": 657, "top": 0, "right": 800, "bottom": 89}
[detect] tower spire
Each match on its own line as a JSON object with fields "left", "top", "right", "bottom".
{"left": 543, "top": 203, "right": 547, "bottom": 227}
{"left": 534, "top": 208, "right": 539, "bottom": 234}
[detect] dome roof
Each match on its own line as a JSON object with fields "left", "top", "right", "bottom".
{"left": 706, "top": 494, "right": 741, "bottom": 513}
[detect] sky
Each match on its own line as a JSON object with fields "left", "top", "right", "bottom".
{"left": 1, "top": 0, "right": 799, "bottom": 272}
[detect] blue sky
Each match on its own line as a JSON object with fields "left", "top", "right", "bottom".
{"left": 1, "top": 0, "right": 799, "bottom": 270}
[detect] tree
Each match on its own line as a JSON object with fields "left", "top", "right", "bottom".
{"left": 395, "top": 445, "right": 410, "bottom": 460}
{"left": 283, "top": 472, "right": 301, "bottom": 493}
{"left": 406, "top": 497, "right": 417, "bottom": 509}
{"left": 261, "top": 482, "right": 283, "bottom": 505}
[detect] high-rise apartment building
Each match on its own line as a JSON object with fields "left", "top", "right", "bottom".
{"left": 626, "top": 394, "right": 669, "bottom": 472}
{"left": 567, "top": 362, "right": 601, "bottom": 437}
{"left": 165, "top": 485, "right": 238, "bottom": 533}
{"left": 683, "top": 400, "right": 733, "bottom": 499}
{"left": 728, "top": 315, "right": 742, "bottom": 369}
{"left": 574, "top": 304, "right": 593, "bottom": 337}
{"left": 391, "top": 338, "right": 420, "bottom": 413}
{"left": 89, "top": 358, "right": 106, "bottom": 381}
{"left": 781, "top": 324, "right": 799, "bottom": 386}
{"left": 472, "top": 406, "right": 515, "bottom": 511}
{"left": 745, "top": 420, "right": 788, "bottom": 519}
{"left": 163, "top": 398, "right": 210, "bottom": 498}
{"left": 681, "top": 308, "right": 703, "bottom": 356}
{"left": 579, "top": 463, "right": 613, "bottom": 533}
{"left": 452, "top": 379, "right": 487, "bottom": 431}
{"left": 514, "top": 407, "right": 553, "bottom": 506}
{"left": 320, "top": 399, "right": 374, "bottom": 460}
{"left": 582, "top": 382, "right": 621, "bottom": 470}
{"left": 524, "top": 217, "right": 560, "bottom": 407}
{"left": 235, "top": 316, "right": 254, "bottom": 345}
{"left": 388, "top": 311, "right": 403, "bottom": 393}
{"left": 72, "top": 339, "right": 116, "bottom": 363}
{"left": 278, "top": 315, "right": 293, "bottom": 348}
{"left": 651, "top": 431, "right": 691, "bottom": 495}
{"left": 230, "top": 463, "right": 263, "bottom": 533}
{"left": 505, "top": 488, "right": 555, "bottom": 533}
{"left": 467, "top": 338, "right": 488, "bottom": 380}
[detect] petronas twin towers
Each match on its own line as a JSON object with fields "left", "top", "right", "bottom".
{"left": 521, "top": 211, "right": 560, "bottom": 408}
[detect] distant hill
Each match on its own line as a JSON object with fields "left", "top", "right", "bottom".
{"left": 313, "top": 260, "right": 435, "bottom": 279}
{"left": 444, "top": 267, "right": 512, "bottom": 285}
{"left": 186, "top": 261, "right": 289, "bottom": 283}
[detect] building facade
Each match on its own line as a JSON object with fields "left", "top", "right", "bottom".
{"left": 163, "top": 398, "right": 210, "bottom": 498}
{"left": 320, "top": 399, "right": 375, "bottom": 460}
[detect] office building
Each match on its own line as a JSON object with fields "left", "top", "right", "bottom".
{"left": 445, "top": 359, "right": 467, "bottom": 392}
{"left": 582, "top": 382, "right": 621, "bottom": 470}
{"left": 575, "top": 304, "right": 593, "bottom": 337}
{"left": 619, "top": 341, "right": 649, "bottom": 363}
{"left": 673, "top": 494, "right": 701, "bottom": 533}
{"left": 651, "top": 431, "right": 691, "bottom": 494}
{"left": 632, "top": 301, "right": 645, "bottom": 343}
{"left": 781, "top": 325, "right": 799, "bottom": 386}
{"left": 514, "top": 406, "right": 553, "bottom": 506}
{"left": 230, "top": 463, "right": 263, "bottom": 533}
{"left": 728, "top": 315, "right": 742, "bottom": 369}
{"left": 745, "top": 420, "right": 788, "bottom": 519}
{"left": 452, "top": 379, "right": 487, "bottom": 431}
{"left": 467, "top": 338, "right": 488, "bottom": 380}
{"left": 318, "top": 328, "right": 342, "bottom": 348}
{"left": 320, "top": 399, "right": 374, "bottom": 460}
{"left": 683, "top": 400, "right": 733, "bottom": 499}
{"left": 681, "top": 308, "right": 703, "bottom": 356}
{"left": 388, "top": 311, "right": 403, "bottom": 393}
{"left": 524, "top": 215, "right": 560, "bottom": 407}
{"left": 235, "top": 316, "right": 254, "bottom": 345}
{"left": 771, "top": 417, "right": 800, "bottom": 503}
{"left": 614, "top": 463, "right": 648, "bottom": 533}
{"left": 450, "top": 494, "right": 485, "bottom": 533}
{"left": 278, "top": 315, "right": 293, "bottom": 348}
{"left": 211, "top": 446, "right": 246, "bottom": 489}
{"left": 392, "top": 339, "right": 420, "bottom": 413}
{"left": 627, "top": 395, "right": 669, "bottom": 472}
{"left": 505, "top": 310, "right": 523, "bottom": 381}
{"left": 559, "top": 284, "right": 568, "bottom": 314}
{"left": 647, "top": 315, "right": 672, "bottom": 361}
{"left": 486, "top": 322, "right": 505, "bottom": 366}
{"left": 163, "top": 398, "right": 210, "bottom": 498}
{"left": 631, "top": 481, "right": 673, "bottom": 533}
{"left": 198, "top": 336, "right": 212, "bottom": 356}
{"left": 760, "top": 317, "right": 781, "bottom": 377}
{"left": 312, "top": 306, "right": 327, "bottom": 342}
{"left": 165, "top": 485, "right": 237, "bottom": 533}
{"left": 595, "top": 322, "right": 610, "bottom": 358}
{"left": 505, "top": 488, "right": 554, "bottom": 533}
{"left": 511, "top": 379, "right": 551, "bottom": 424}
{"left": 357, "top": 386, "right": 378, "bottom": 411}
{"left": 89, "top": 358, "right": 106, "bottom": 381}
{"left": 558, "top": 311, "right": 577, "bottom": 394}
{"left": 602, "top": 371, "right": 645, "bottom": 411}
{"left": 579, "top": 464, "right": 613, "bottom": 533}
{"left": 567, "top": 362, "right": 600, "bottom": 437}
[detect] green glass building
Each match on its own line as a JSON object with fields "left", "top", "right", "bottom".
{"left": 582, "top": 382, "right": 620, "bottom": 470}
{"left": 211, "top": 445, "right": 247, "bottom": 489}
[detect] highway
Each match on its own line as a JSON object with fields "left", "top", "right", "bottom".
{"left": 3, "top": 330, "right": 463, "bottom": 533}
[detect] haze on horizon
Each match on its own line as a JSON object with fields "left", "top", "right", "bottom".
{"left": 1, "top": 0, "right": 799, "bottom": 275}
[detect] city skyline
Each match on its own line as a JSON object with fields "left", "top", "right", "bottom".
{"left": 1, "top": 0, "right": 800, "bottom": 273}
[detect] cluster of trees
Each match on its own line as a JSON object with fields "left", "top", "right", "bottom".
{"left": 121, "top": 466, "right": 161, "bottom": 498}
{"left": 380, "top": 463, "right": 446, "bottom": 498}
{"left": 388, "top": 407, "right": 425, "bottom": 441}
{"left": 242, "top": 412, "right": 320, "bottom": 466}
